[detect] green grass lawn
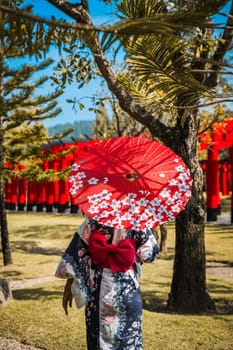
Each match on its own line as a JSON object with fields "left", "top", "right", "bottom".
{"left": 0, "top": 212, "right": 233, "bottom": 350}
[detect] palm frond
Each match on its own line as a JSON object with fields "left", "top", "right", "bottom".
{"left": 101, "top": 0, "right": 228, "bottom": 51}
{"left": 117, "top": 32, "right": 212, "bottom": 121}
{"left": 173, "top": 0, "right": 229, "bottom": 14}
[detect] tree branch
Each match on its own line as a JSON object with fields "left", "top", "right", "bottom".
{"left": 206, "top": 1, "right": 233, "bottom": 87}
{"left": 46, "top": 0, "right": 91, "bottom": 24}
{"left": 46, "top": 0, "right": 170, "bottom": 141}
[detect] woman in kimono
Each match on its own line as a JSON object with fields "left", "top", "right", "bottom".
{"left": 56, "top": 217, "right": 159, "bottom": 350}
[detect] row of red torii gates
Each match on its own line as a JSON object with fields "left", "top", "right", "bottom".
{"left": 4, "top": 119, "right": 233, "bottom": 223}
{"left": 199, "top": 119, "right": 233, "bottom": 222}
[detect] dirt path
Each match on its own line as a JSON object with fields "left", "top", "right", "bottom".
{"left": 9, "top": 276, "right": 57, "bottom": 291}
{"left": 206, "top": 262, "right": 233, "bottom": 280}
{"left": 0, "top": 337, "right": 44, "bottom": 350}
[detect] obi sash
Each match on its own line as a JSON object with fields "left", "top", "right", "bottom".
{"left": 89, "top": 230, "right": 136, "bottom": 273}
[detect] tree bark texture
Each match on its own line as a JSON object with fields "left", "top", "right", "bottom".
{"left": 0, "top": 58, "right": 13, "bottom": 266}
{"left": 166, "top": 112, "right": 215, "bottom": 312}
{"left": 159, "top": 224, "right": 167, "bottom": 254}
{"left": 0, "top": 179, "right": 13, "bottom": 266}
{"left": 168, "top": 207, "right": 215, "bottom": 312}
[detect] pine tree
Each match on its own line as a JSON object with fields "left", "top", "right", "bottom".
{"left": 0, "top": 1, "right": 72, "bottom": 265}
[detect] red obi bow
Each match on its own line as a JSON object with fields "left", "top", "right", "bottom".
{"left": 89, "top": 230, "right": 136, "bottom": 273}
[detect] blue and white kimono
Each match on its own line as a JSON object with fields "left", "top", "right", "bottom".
{"left": 56, "top": 218, "right": 159, "bottom": 350}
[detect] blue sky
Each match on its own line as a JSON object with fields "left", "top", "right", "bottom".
{"left": 21, "top": 0, "right": 118, "bottom": 128}
{"left": 17, "top": 1, "right": 232, "bottom": 128}
{"left": 28, "top": 0, "right": 116, "bottom": 24}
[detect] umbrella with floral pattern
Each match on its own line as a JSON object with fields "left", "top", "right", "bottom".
{"left": 69, "top": 135, "right": 192, "bottom": 230}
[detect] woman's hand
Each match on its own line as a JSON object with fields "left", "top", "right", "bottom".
{"left": 62, "top": 278, "right": 74, "bottom": 315}
{"left": 82, "top": 223, "right": 91, "bottom": 244}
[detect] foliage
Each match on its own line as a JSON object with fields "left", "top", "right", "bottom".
{"left": 93, "top": 100, "right": 149, "bottom": 138}
{"left": 0, "top": 1, "right": 75, "bottom": 182}
{"left": 93, "top": 104, "right": 113, "bottom": 138}
{"left": 1, "top": 62, "right": 74, "bottom": 181}
{"left": 114, "top": 0, "right": 233, "bottom": 124}
{"left": 0, "top": 0, "right": 74, "bottom": 266}
{"left": 199, "top": 104, "right": 230, "bottom": 134}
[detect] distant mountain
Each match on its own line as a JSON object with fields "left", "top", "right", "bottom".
{"left": 48, "top": 120, "right": 94, "bottom": 143}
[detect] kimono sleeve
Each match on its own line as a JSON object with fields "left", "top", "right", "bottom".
{"left": 55, "top": 219, "right": 91, "bottom": 308}
{"left": 134, "top": 228, "right": 160, "bottom": 263}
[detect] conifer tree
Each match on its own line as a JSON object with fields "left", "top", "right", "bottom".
{"left": 0, "top": 0, "right": 72, "bottom": 265}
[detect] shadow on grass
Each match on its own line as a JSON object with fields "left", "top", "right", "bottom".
{"left": 207, "top": 261, "right": 233, "bottom": 268}
{"left": 208, "top": 279, "right": 233, "bottom": 295}
{"left": 141, "top": 278, "right": 170, "bottom": 313}
{"left": 11, "top": 240, "right": 64, "bottom": 256}
{"left": 142, "top": 290, "right": 233, "bottom": 315}
{"left": 205, "top": 224, "right": 233, "bottom": 234}
{"left": 15, "top": 225, "right": 76, "bottom": 240}
{"left": 142, "top": 279, "right": 233, "bottom": 315}
{"left": 10, "top": 224, "right": 77, "bottom": 256}
{"left": 159, "top": 249, "right": 175, "bottom": 260}
{"left": 142, "top": 291, "right": 168, "bottom": 313}
{"left": 0, "top": 270, "right": 23, "bottom": 278}
{"left": 12, "top": 287, "right": 62, "bottom": 301}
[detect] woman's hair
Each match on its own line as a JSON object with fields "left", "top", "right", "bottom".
{"left": 88, "top": 217, "right": 114, "bottom": 237}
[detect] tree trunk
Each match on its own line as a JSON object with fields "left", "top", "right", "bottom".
{"left": 0, "top": 56, "right": 13, "bottom": 266}
{"left": 159, "top": 224, "right": 167, "bottom": 254}
{"left": 167, "top": 206, "right": 215, "bottom": 312}
{"left": 167, "top": 112, "right": 215, "bottom": 313}
{"left": 0, "top": 178, "right": 13, "bottom": 266}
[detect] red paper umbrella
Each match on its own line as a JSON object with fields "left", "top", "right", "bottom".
{"left": 69, "top": 136, "right": 192, "bottom": 230}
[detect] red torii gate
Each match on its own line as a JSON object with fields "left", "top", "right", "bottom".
{"left": 199, "top": 119, "right": 233, "bottom": 223}
{"left": 4, "top": 140, "right": 90, "bottom": 213}
{"left": 5, "top": 129, "right": 233, "bottom": 222}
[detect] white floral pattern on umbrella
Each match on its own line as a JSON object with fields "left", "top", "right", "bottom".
{"left": 69, "top": 136, "right": 192, "bottom": 229}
